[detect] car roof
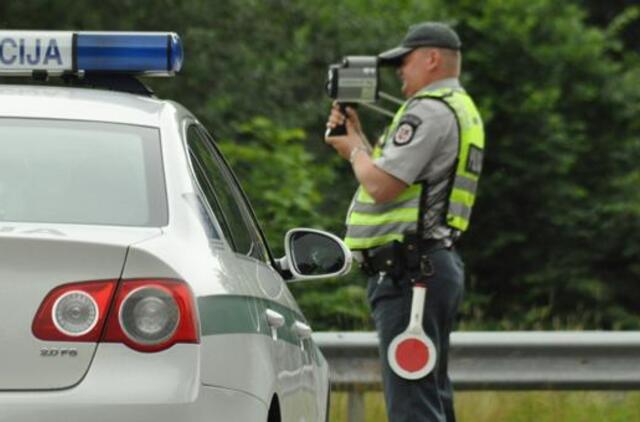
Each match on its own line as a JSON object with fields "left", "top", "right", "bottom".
{"left": 0, "top": 84, "right": 171, "bottom": 127}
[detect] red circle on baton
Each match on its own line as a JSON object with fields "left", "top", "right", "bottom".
{"left": 395, "top": 338, "right": 430, "bottom": 372}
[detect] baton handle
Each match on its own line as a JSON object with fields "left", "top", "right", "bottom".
{"left": 408, "top": 284, "right": 427, "bottom": 333}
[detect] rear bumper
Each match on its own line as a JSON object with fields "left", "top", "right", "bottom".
{"left": 0, "top": 343, "right": 268, "bottom": 422}
{"left": 0, "top": 384, "right": 267, "bottom": 422}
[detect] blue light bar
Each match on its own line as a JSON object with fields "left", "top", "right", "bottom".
{"left": 76, "top": 33, "right": 183, "bottom": 74}
{"left": 0, "top": 31, "right": 183, "bottom": 76}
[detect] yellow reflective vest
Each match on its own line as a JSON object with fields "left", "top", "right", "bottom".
{"left": 344, "top": 87, "right": 484, "bottom": 250}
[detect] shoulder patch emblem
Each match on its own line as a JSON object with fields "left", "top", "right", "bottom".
{"left": 393, "top": 114, "right": 422, "bottom": 146}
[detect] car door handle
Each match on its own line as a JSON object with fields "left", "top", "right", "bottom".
{"left": 265, "top": 309, "right": 285, "bottom": 341}
{"left": 265, "top": 309, "right": 285, "bottom": 328}
{"left": 292, "top": 321, "right": 312, "bottom": 339}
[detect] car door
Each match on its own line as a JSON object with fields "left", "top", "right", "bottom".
{"left": 185, "top": 123, "right": 317, "bottom": 421}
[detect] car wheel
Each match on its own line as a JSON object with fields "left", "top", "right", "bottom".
{"left": 325, "top": 386, "right": 331, "bottom": 422}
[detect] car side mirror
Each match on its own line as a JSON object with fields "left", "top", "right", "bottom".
{"left": 277, "top": 228, "right": 352, "bottom": 281}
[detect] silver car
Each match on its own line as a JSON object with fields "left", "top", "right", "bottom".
{"left": 0, "top": 31, "right": 350, "bottom": 422}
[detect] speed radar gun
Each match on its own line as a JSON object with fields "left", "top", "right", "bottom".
{"left": 325, "top": 55, "right": 402, "bottom": 138}
{"left": 387, "top": 282, "right": 437, "bottom": 379}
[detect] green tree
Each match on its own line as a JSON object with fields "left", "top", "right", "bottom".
{"left": 217, "top": 116, "right": 333, "bottom": 254}
{"left": 449, "top": 0, "right": 640, "bottom": 328}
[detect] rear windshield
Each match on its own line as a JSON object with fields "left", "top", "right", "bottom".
{"left": 0, "top": 118, "right": 167, "bottom": 226}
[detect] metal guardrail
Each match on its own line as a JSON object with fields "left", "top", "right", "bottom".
{"left": 313, "top": 331, "right": 640, "bottom": 421}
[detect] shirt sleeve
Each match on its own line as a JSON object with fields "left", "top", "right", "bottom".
{"left": 374, "top": 98, "right": 458, "bottom": 185}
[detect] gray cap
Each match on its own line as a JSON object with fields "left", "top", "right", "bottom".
{"left": 378, "top": 22, "right": 461, "bottom": 65}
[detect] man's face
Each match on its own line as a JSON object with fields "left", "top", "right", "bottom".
{"left": 397, "top": 48, "right": 433, "bottom": 97}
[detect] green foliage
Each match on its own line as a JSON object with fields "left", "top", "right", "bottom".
{"left": 290, "top": 276, "right": 372, "bottom": 331}
{"left": 2, "top": 0, "right": 639, "bottom": 330}
{"left": 217, "top": 116, "right": 333, "bottom": 256}
{"left": 447, "top": 0, "right": 640, "bottom": 329}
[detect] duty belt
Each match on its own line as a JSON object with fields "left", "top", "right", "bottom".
{"left": 359, "top": 237, "right": 450, "bottom": 277}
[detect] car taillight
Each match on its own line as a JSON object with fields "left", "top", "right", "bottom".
{"left": 33, "top": 278, "right": 199, "bottom": 353}
{"left": 32, "top": 280, "right": 118, "bottom": 342}
{"left": 102, "top": 279, "right": 199, "bottom": 352}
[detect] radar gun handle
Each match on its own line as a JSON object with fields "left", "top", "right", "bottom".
{"left": 325, "top": 103, "right": 351, "bottom": 138}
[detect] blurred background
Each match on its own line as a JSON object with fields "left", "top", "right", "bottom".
{"left": 3, "top": 0, "right": 639, "bottom": 342}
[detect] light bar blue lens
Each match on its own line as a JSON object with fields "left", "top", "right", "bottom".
{"left": 76, "top": 33, "right": 182, "bottom": 73}
{"left": 168, "top": 33, "right": 183, "bottom": 73}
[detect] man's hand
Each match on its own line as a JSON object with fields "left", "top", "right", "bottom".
{"left": 324, "top": 103, "right": 368, "bottom": 160}
{"left": 324, "top": 102, "right": 407, "bottom": 203}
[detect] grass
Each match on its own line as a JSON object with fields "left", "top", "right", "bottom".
{"left": 330, "top": 391, "right": 640, "bottom": 421}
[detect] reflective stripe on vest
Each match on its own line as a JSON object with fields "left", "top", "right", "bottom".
{"left": 344, "top": 87, "right": 484, "bottom": 250}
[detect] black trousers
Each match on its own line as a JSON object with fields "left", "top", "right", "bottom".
{"left": 366, "top": 247, "right": 464, "bottom": 422}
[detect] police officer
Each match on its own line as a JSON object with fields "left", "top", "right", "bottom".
{"left": 325, "top": 22, "right": 484, "bottom": 422}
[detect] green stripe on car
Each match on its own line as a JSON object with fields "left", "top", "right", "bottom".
{"left": 197, "top": 294, "right": 322, "bottom": 365}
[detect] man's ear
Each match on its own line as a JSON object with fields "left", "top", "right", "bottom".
{"left": 424, "top": 48, "right": 440, "bottom": 71}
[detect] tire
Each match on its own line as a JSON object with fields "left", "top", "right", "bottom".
{"left": 324, "top": 385, "right": 331, "bottom": 422}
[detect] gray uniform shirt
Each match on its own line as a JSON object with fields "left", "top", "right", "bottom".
{"left": 372, "top": 78, "right": 461, "bottom": 241}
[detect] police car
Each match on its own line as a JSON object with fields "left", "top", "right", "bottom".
{"left": 0, "top": 31, "right": 350, "bottom": 422}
